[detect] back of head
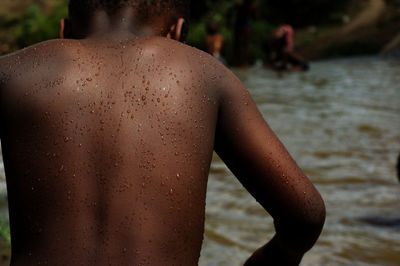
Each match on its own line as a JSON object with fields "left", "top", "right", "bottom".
{"left": 68, "top": 0, "right": 190, "bottom": 27}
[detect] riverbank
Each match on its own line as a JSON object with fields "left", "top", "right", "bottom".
{"left": 296, "top": 0, "right": 400, "bottom": 59}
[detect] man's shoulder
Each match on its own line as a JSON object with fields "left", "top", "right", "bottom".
{"left": 1, "top": 39, "right": 79, "bottom": 59}
{"left": 140, "top": 36, "right": 212, "bottom": 59}
{"left": 140, "top": 36, "right": 228, "bottom": 76}
{"left": 0, "top": 39, "right": 79, "bottom": 82}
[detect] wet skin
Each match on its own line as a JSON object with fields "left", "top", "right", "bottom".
{"left": 0, "top": 37, "right": 325, "bottom": 265}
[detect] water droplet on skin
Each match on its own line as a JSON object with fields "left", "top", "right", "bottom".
{"left": 169, "top": 188, "right": 174, "bottom": 195}
{"left": 176, "top": 173, "right": 180, "bottom": 179}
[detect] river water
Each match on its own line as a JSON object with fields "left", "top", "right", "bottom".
{"left": 199, "top": 57, "right": 400, "bottom": 266}
{"left": 1, "top": 56, "right": 400, "bottom": 265}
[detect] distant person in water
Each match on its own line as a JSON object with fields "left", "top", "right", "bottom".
{"left": 205, "top": 20, "right": 226, "bottom": 65}
{"left": 269, "top": 25, "right": 309, "bottom": 71}
{"left": 0, "top": 0, "right": 325, "bottom": 265}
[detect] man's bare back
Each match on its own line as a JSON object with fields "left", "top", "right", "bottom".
{"left": 1, "top": 37, "right": 223, "bottom": 265}
{"left": 0, "top": 1, "right": 325, "bottom": 265}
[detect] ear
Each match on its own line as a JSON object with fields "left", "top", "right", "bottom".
{"left": 166, "top": 18, "right": 185, "bottom": 42}
{"left": 59, "top": 19, "right": 72, "bottom": 39}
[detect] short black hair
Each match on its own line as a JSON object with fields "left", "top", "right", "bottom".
{"left": 69, "top": 0, "right": 190, "bottom": 24}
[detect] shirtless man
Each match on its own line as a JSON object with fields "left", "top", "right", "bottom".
{"left": 0, "top": 0, "right": 325, "bottom": 265}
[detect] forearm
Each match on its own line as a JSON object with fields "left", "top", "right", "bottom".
{"left": 245, "top": 203, "right": 325, "bottom": 266}
{"left": 244, "top": 235, "right": 303, "bottom": 266}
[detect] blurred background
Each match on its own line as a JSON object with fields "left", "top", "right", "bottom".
{"left": 0, "top": 0, "right": 400, "bottom": 265}
{"left": 1, "top": 0, "right": 400, "bottom": 60}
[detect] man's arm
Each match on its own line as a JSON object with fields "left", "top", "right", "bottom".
{"left": 214, "top": 68, "right": 325, "bottom": 265}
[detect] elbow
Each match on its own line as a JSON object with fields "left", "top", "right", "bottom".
{"left": 299, "top": 192, "right": 326, "bottom": 244}
{"left": 305, "top": 193, "right": 326, "bottom": 234}
{"left": 275, "top": 194, "right": 326, "bottom": 253}
{"left": 294, "top": 185, "right": 326, "bottom": 237}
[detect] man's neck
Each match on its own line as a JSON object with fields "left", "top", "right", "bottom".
{"left": 79, "top": 8, "right": 167, "bottom": 41}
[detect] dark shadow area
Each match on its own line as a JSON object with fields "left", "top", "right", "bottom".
{"left": 358, "top": 216, "right": 400, "bottom": 229}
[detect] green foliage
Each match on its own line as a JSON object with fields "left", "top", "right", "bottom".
{"left": 0, "top": 218, "right": 10, "bottom": 247}
{"left": 16, "top": 3, "right": 68, "bottom": 48}
{"left": 190, "top": 0, "right": 235, "bottom": 21}
{"left": 186, "top": 23, "right": 207, "bottom": 51}
{"left": 248, "top": 20, "right": 274, "bottom": 63}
